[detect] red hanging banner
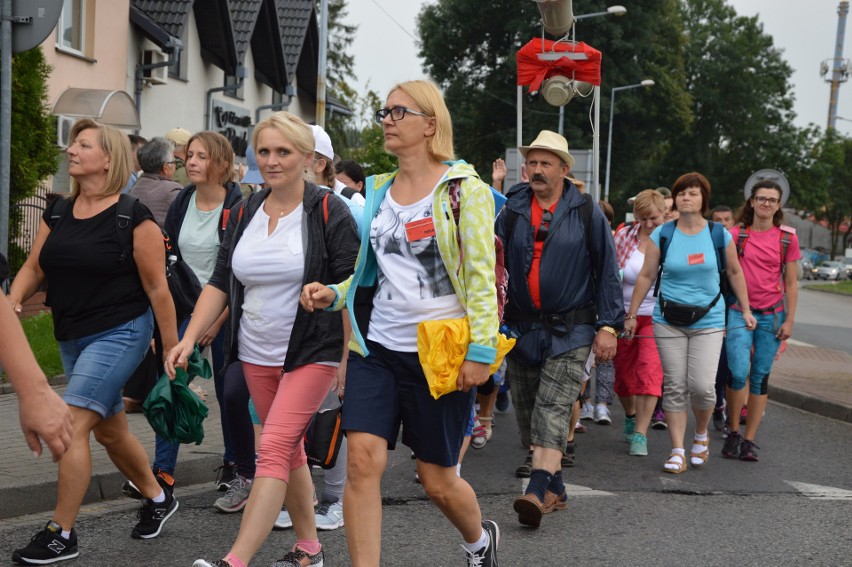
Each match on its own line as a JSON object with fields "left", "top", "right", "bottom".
{"left": 516, "top": 38, "right": 602, "bottom": 92}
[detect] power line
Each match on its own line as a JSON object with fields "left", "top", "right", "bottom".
{"left": 369, "top": 0, "right": 418, "bottom": 41}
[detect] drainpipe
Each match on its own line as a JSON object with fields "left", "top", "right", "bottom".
{"left": 134, "top": 39, "right": 182, "bottom": 134}
{"left": 255, "top": 86, "right": 297, "bottom": 123}
{"left": 205, "top": 66, "right": 247, "bottom": 131}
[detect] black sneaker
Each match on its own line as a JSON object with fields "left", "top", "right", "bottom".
{"left": 712, "top": 404, "right": 727, "bottom": 432}
{"left": 12, "top": 521, "right": 78, "bottom": 565}
{"left": 739, "top": 439, "right": 760, "bottom": 461}
{"left": 464, "top": 520, "right": 499, "bottom": 567}
{"left": 131, "top": 490, "right": 179, "bottom": 539}
{"left": 561, "top": 442, "right": 576, "bottom": 468}
{"left": 515, "top": 451, "right": 533, "bottom": 478}
{"left": 214, "top": 462, "right": 237, "bottom": 491}
{"left": 721, "top": 430, "right": 742, "bottom": 459}
{"left": 122, "top": 468, "right": 175, "bottom": 500}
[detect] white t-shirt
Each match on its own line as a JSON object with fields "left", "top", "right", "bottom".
{"left": 178, "top": 192, "right": 223, "bottom": 286}
{"left": 622, "top": 248, "right": 656, "bottom": 316}
{"left": 334, "top": 178, "right": 366, "bottom": 206}
{"left": 367, "top": 187, "right": 465, "bottom": 351}
{"left": 232, "top": 204, "right": 305, "bottom": 365}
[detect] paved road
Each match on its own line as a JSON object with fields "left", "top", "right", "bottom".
{"left": 2, "top": 399, "right": 849, "bottom": 566}
{"left": 792, "top": 285, "right": 852, "bottom": 354}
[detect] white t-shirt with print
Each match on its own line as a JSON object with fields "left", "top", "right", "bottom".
{"left": 367, "top": 186, "right": 464, "bottom": 351}
{"left": 232, "top": 204, "right": 305, "bottom": 365}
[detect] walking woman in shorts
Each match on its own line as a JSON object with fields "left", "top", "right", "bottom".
{"left": 613, "top": 189, "right": 667, "bottom": 456}
{"left": 301, "top": 79, "right": 501, "bottom": 567}
{"left": 623, "top": 172, "right": 755, "bottom": 474}
{"left": 170, "top": 111, "right": 358, "bottom": 567}
{"left": 9, "top": 119, "right": 179, "bottom": 565}
{"left": 722, "top": 180, "right": 799, "bottom": 461}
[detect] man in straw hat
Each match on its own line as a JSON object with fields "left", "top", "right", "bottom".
{"left": 496, "top": 130, "right": 623, "bottom": 528}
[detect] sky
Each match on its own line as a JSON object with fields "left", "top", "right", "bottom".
{"left": 346, "top": 0, "right": 852, "bottom": 134}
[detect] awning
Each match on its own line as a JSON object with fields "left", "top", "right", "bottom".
{"left": 52, "top": 88, "right": 141, "bottom": 129}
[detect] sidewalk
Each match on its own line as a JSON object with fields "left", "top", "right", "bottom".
{"left": 1, "top": 342, "right": 851, "bottom": 521}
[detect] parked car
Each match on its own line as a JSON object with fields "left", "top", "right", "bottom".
{"left": 801, "top": 258, "right": 815, "bottom": 280}
{"left": 841, "top": 257, "right": 852, "bottom": 279}
{"left": 815, "top": 261, "right": 845, "bottom": 280}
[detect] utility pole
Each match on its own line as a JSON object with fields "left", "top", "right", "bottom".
{"left": 823, "top": 0, "right": 850, "bottom": 131}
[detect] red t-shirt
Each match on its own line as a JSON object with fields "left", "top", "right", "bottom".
{"left": 527, "top": 199, "right": 557, "bottom": 310}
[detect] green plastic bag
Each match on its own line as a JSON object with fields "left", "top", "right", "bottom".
{"left": 143, "top": 347, "right": 212, "bottom": 445}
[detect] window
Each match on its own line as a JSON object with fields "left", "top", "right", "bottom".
{"left": 224, "top": 72, "right": 244, "bottom": 100}
{"left": 56, "top": 0, "right": 85, "bottom": 54}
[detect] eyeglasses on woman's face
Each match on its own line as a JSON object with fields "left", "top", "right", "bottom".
{"left": 753, "top": 196, "right": 780, "bottom": 206}
{"left": 374, "top": 105, "right": 430, "bottom": 125}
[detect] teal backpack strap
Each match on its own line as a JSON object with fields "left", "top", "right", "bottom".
{"left": 653, "top": 220, "right": 676, "bottom": 297}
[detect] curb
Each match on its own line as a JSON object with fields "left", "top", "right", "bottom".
{"left": 769, "top": 384, "right": 852, "bottom": 424}
{"left": 0, "top": 375, "right": 68, "bottom": 395}
{"left": 0, "top": 454, "right": 224, "bottom": 520}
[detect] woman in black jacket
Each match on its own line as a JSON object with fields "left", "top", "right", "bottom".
{"left": 170, "top": 112, "right": 358, "bottom": 567}
{"left": 154, "top": 132, "right": 249, "bottom": 506}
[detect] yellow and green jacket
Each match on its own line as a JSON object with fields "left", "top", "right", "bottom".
{"left": 328, "top": 161, "right": 499, "bottom": 364}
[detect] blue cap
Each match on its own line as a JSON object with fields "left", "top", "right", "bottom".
{"left": 240, "top": 145, "right": 264, "bottom": 184}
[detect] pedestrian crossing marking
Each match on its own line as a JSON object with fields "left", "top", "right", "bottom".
{"left": 785, "top": 481, "right": 852, "bottom": 500}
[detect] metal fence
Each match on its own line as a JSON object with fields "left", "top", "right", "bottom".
{"left": 7, "top": 191, "right": 50, "bottom": 278}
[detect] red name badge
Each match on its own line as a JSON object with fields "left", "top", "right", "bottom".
{"left": 405, "top": 217, "right": 436, "bottom": 242}
{"left": 688, "top": 253, "right": 705, "bottom": 265}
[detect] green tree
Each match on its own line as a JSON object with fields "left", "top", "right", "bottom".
{"left": 348, "top": 90, "right": 398, "bottom": 175}
{"left": 417, "top": 0, "right": 691, "bottom": 203}
{"left": 656, "top": 0, "right": 808, "bottom": 210}
{"left": 323, "top": 0, "right": 358, "bottom": 152}
{"left": 798, "top": 131, "right": 852, "bottom": 256}
{"left": 8, "top": 46, "right": 58, "bottom": 271}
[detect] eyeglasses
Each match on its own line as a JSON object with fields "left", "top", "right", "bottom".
{"left": 374, "top": 106, "right": 431, "bottom": 124}
{"left": 164, "top": 160, "right": 176, "bottom": 165}
{"left": 536, "top": 210, "right": 553, "bottom": 242}
{"left": 753, "top": 196, "right": 780, "bottom": 206}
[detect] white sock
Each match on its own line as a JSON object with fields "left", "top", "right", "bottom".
{"left": 152, "top": 489, "right": 166, "bottom": 503}
{"left": 61, "top": 529, "right": 72, "bottom": 539}
{"left": 462, "top": 529, "right": 488, "bottom": 553}
{"left": 664, "top": 447, "right": 686, "bottom": 471}
{"left": 691, "top": 432, "right": 709, "bottom": 455}
{"left": 456, "top": 463, "right": 462, "bottom": 477}
{"left": 595, "top": 403, "right": 607, "bottom": 409}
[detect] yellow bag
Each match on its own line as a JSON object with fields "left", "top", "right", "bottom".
{"left": 417, "top": 318, "right": 515, "bottom": 400}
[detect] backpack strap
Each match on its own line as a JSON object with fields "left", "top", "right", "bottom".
{"left": 47, "top": 197, "right": 71, "bottom": 229}
{"left": 735, "top": 223, "right": 749, "bottom": 257}
{"left": 779, "top": 225, "right": 795, "bottom": 280}
{"left": 322, "top": 192, "right": 330, "bottom": 225}
{"left": 116, "top": 194, "right": 137, "bottom": 264}
{"left": 653, "top": 220, "right": 677, "bottom": 297}
{"left": 340, "top": 186, "right": 358, "bottom": 200}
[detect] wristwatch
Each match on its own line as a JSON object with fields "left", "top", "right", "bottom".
{"left": 598, "top": 325, "right": 618, "bottom": 338}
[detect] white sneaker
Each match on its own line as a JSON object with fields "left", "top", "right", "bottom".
{"left": 580, "top": 402, "right": 594, "bottom": 421}
{"left": 274, "top": 507, "right": 293, "bottom": 529}
{"left": 315, "top": 500, "right": 344, "bottom": 530}
{"left": 594, "top": 405, "right": 612, "bottom": 425}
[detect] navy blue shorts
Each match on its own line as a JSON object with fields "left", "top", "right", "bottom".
{"left": 342, "top": 340, "right": 475, "bottom": 467}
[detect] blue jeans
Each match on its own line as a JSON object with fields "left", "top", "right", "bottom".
{"left": 59, "top": 309, "right": 154, "bottom": 419}
{"left": 154, "top": 317, "right": 228, "bottom": 474}
{"left": 726, "top": 308, "right": 785, "bottom": 395}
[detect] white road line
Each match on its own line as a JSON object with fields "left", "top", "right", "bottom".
{"left": 785, "top": 480, "right": 852, "bottom": 500}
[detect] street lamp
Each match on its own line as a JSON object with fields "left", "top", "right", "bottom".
{"left": 603, "top": 79, "right": 655, "bottom": 202}
{"left": 556, "top": 5, "right": 628, "bottom": 136}
{"left": 575, "top": 5, "right": 627, "bottom": 20}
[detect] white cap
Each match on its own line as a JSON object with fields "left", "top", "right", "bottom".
{"left": 310, "top": 125, "right": 334, "bottom": 160}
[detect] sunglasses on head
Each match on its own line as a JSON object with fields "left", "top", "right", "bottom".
{"left": 536, "top": 210, "right": 553, "bottom": 242}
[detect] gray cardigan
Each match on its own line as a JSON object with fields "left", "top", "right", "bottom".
{"left": 207, "top": 182, "right": 359, "bottom": 372}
